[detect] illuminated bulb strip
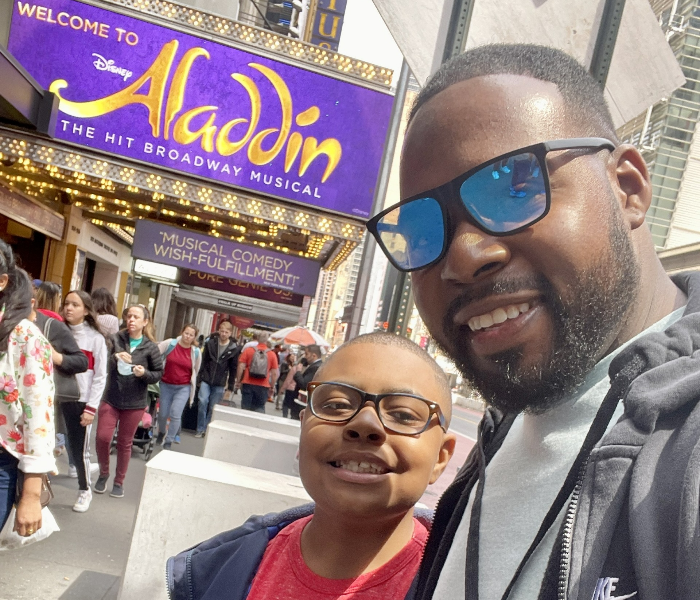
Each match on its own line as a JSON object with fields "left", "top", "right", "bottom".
{"left": 0, "top": 133, "right": 366, "bottom": 263}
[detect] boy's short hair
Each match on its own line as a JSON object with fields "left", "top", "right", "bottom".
{"left": 322, "top": 332, "right": 452, "bottom": 424}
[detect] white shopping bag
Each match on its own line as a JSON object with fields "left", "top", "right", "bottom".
{"left": 0, "top": 506, "right": 60, "bottom": 550}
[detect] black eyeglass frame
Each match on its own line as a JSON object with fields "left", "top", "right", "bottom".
{"left": 366, "top": 137, "right": 616, "bottom": 273}
{"left": 306, "top": 380, "right": 448, "bottom": 435}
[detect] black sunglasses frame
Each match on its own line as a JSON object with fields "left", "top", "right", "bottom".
{"left": 306, "top": 380, "right": 448, "bottom": 435}
{"left": 367, "top": 138, "right": 616, "bottom": 273}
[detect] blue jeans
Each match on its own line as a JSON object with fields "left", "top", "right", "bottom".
{"left": 241, "top": 384, "right": 268, "bottom": 413}
{"left": 158, "top": 382, "right": 191, "bottom": 444}
{"left": 0, "top": 449, "right": 18, "bottom": 531}
{"left": 197, "top": 382, "right": 225, "bottom": 433}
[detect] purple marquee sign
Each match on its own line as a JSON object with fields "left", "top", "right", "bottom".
{"left": 178, "top": 268, "right": 305, "bottom": 307}
{"left": 132, "top": 220, "right": 321, "bottom": 295}
{"left": 8, "top": 0, "right": 393, "bottom": 218}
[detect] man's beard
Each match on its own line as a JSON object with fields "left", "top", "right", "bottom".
{"left": 440, "top": 211, "right": 640, "bottom": 414}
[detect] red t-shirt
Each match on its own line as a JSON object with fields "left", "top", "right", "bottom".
{"left": 161, "top": 343, "right": 192, "bottom": 386}
{"left": 246, "top": 516, "right": 428, "bottom": 600}
{"left": 239, "top": 343, "right": 279, "bottom": 388}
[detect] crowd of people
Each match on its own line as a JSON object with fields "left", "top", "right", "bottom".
{"left": 0, "top": 259, "right": 326, "bottom": 532}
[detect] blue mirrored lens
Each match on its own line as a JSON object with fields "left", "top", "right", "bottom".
{"left": 376, "top": 197, "right": 444, "bottom": 270}
{"left": 459, "top": 152, "right": 546, "bottom": 233}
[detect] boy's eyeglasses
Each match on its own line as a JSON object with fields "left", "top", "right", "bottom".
{"left": 366, "top": 138, "right": 616, "bottom": 272}
{"left": 306, "top": 381, "right": 447, "bottom": 436}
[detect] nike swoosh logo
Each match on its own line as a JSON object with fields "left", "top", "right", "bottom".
{"left": 612, "top": 593, "right": 637, "bottom": 600}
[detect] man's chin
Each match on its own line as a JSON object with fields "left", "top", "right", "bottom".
{"left": 455, "top": 349, "right": 577, "bottom": 414}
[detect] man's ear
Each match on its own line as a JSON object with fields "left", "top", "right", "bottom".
{"left": 610, "top": 144, "right": 651, "bottom": 230}
{"left": 428, "top": 432, "right": 457, "bottom": 485}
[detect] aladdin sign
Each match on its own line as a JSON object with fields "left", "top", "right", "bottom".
{"left": 132, "top": 220, "right": 320, "bottom": 296}
{"left": 8, "top": 0, "right": 393, "bottom": 218}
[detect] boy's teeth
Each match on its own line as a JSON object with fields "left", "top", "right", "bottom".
{"left": 468, "top": 302, "right": 530, "bottom": 332}
{"left": 336, "top": 460, "right": 388, "bottom": 474}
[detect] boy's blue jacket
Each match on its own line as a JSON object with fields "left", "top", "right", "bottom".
{"left": 166, "top": 503, "right": 434, "bottom": 600}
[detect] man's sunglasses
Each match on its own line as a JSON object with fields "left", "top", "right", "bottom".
{"left": 366, "top": 138, "right": 616, "bottom": 272}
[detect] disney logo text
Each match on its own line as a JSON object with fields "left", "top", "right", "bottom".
{"left": 92, "top": 53, "right": 132, "bottom": 81}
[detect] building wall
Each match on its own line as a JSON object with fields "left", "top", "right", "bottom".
{"left": 181, "top": 0, "right": 241, "bottom": 19}
{"left": 618, "top": 0, "right": 700, "bottom": 249}
{"left": 667, "top": 117, "right": 700, "bottom": 247}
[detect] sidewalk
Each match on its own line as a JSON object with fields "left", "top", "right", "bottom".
{"left": 0, "top": 432, "right": 204, "bottom": 600}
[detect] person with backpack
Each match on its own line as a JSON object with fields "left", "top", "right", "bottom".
{"left": 194, "top": 320, "right": 240, "bottom": 437}
{"left": 156, "top": 324, "right": 201, "bottom": 449}
{"left": 29, "top": 283, "right": 89, "bottom": 470}
{"left": 234, "top": 332, "right": 279, "bottom": 413}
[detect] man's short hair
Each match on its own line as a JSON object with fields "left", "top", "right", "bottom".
{"left": 410, "top": 43, "right": 618, "bottom": 141}
{"left": 256, "top": 331, "right": 270, "bottom": 343}
{"left": 306, "top": 344, "right": 322, "bottom": 358}
{"left": 218, "top": 319, "right": 233, "bottom": 330}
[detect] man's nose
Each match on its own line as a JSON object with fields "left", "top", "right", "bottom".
{"left": 343, "top": 405, "right": 387, "bottom": 444}
{"left": 440, "top": 220, "right": 510, "bottom": 284}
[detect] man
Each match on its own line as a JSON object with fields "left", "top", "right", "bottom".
{"left": 235, "top": 332, "right": 279, "bottom": 413}
{"left": 195, "top": 320, "right": 240, "bottom": 437}
{"left": 291, "top": 344, "right": 323, "bottom": 420}
{"left": 367, "top": 44, "right": 700, "bottom": 600}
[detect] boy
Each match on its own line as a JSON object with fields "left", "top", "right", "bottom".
{"left": 167, "top": 332, "right": 456, "bottom": 600}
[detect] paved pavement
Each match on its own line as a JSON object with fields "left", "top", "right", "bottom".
{"left": 0, "top": 401, "right": 482, "bottom": 598}
{"left": 0, "top": 426, "right": 205, "bottom": 600}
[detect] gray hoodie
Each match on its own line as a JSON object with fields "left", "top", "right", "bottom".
{"left": 416, "top": 271, "right": 700, "bottom": 600}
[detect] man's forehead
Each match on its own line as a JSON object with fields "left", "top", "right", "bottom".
{"left": 401, "top": 75, "right": 570, "bottom": 196}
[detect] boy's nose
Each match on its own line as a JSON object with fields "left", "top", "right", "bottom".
{"left": 343, "top": 405, "right": 387, "bottom": 444}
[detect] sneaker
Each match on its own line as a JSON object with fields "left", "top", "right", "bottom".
{"left": 156, "top": 432, "right": 165, "bottom": 446}
{"left": 194, "top": 431, "right": 205, "bottom": 438}
{"left": 501, "top": 165, "right": 511, "bottom": 173}
{"left": 53, "top": 445, "right": 66, "bottom": 458}
{"left": 174, "top": 435, "right": 181, "bottom": 444}
{"left": 94, "top": 475, "right": 109, "bottom": 494}
{"left": 73, "top": 489, "right": 92, "bottom": 513}
{"left": 68, "top": 464, "right": 78, "bottom": 478}
{"left": 163, "top": 442, "right": 172, "bottom": 450}
{"left": 110, "top": 484, "right": 124, "bottom": 498}
{"left": 491, "top": 170, "right": 500, "bottom": 180}
{"left": 89, "top": 463, "right": 100, "bottom": 475}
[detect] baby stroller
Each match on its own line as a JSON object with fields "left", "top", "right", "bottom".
{"left": 110, "top": 383, "right": 160, "bottom": 461}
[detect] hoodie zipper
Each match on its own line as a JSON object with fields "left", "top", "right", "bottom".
{"left": 557, "top": 458, "right": 588, "bottom": 600}
{"left": 165, "top": 562, "right": 172, "bottom": 600}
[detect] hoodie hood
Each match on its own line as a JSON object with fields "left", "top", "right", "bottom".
{"left": 609, "top": 272, "right": 700, "bottom": 434}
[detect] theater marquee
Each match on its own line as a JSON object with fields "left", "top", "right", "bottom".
{"left": 132, "top": 220, "right": 321, "bottom": 296}
{"left": 8, "top": 0, "right": 394, "bottom": 218}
